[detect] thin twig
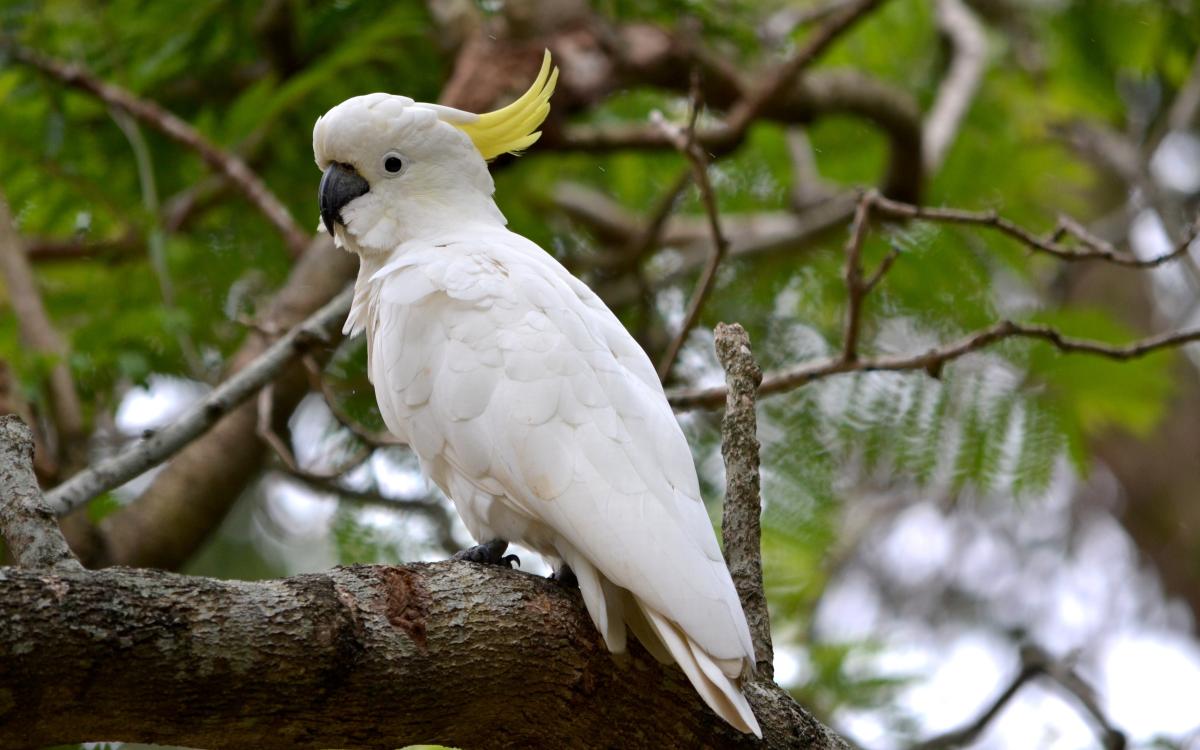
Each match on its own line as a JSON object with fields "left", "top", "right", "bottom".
{"left": 45, "top": 286, "right": 354, "bottom": 514}
{"left": 840, "top": 196, "right": 875, "bottom": 362}
{"left": 657, "top": 78, "right": 734, "bottom": 381}
{"left": 256, "top": 385, "right": 374, "bottom": 481}
{"left": 863, "top": 243, "right": 901, "bottom": 294}
{"left": 592, "top": 168, "right": 693, "bottom": 272}
{"left": 912, "top": 645, "right": 1126, "bottom": 750}
{"left": 669, "top": 319, "right": 1200, "bottom": 411}
{"left": 911, "top": 664, "right": 1040, "bottom": 749}
{"left": 869, "top": 192, "right": 1199, "bottom": 267}
{"left": 714, "top": 323, "right": 773, "bottom": 678}
{"left": 4, "top": 43, "right": 309, "bottom": 256}
{"left": 277, "top": 470, "right": 459, "bottom": 554}
{"left": 0, "top": 416, "right": 81, "bottom": 570}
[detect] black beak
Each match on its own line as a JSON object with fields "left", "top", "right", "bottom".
{"left": 319, "top": 162, "right": 370, "bottom": 237}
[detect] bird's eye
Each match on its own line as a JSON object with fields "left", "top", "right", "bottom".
{"left": 382, "top": 152, "right": 405, "bottom": 176}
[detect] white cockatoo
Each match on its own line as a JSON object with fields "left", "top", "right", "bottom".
{"left": 313, "top": 52, "right": 761, "bottom": 737}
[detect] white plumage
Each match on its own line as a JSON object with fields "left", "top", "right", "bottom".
{"left": 314, "top": 55, "right": 761, "bottom": 737}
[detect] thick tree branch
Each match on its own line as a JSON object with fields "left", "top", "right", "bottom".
{"left": 715, "top": 324, "right": 773, "bottom": 678}
{"left": 0, "top": 562, "right": 846, "bottom": 749}
{"left": 45, "top": 286, "right": 352, "bottom": 516}
{"left": 0, "top": 416, "right": 80, "bottom": 570}
{"left": 4, "top": 42, "right": 310, "bottom": 256}
{"left": 0, "top": 195, "right": 87, "bottom": 473}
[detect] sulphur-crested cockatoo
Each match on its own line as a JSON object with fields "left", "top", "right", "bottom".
{"left": 313, "top": 52, "right": 760, "bottom": 736}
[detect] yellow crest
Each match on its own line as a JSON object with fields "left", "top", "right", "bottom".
{"left": 456, "top": 50, "right": 558, "bottom": 161}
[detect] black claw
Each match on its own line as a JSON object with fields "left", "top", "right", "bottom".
{"left": 550, "top": 564, "right": 578, "bottom": 588}
{"left": 453, "top": 539, "right": 518, "bottom": 568}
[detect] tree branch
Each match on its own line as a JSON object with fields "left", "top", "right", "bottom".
{"left": 715, "top": 324, "right": 773, "bottom": 678}
{"left": 257, "top": 385, "right": 373, "bottom": 481}
{"left": 277, "top": 471, "right": 459, "bottom": 554}
{"left": 839, "top": 195, "right": 875, "bottom": 362}
{"left": 0, "top": 562, "right": 847, "bottom": 749}
{"left": 301, "top": 355, "right": 404, "bottom": 448}
{"left": 0, "top": 416, "right": 80, "bottom": 570}
{"left": 672, "top": 318, "right": 1200, "bottom": 410}
{"left": 0, "top": 195, "right": 87, "bottom": 473}
{"left": 912, "top": 645, "right": 1126, "bottom": 750}
{"left": 45, "top": 286, "right": 353, "bottom": 516}
{"left": 867, "top": 192, "right": 1199, "bottom": 267}
{"left": 656, "top": 83, "right": 734, "bottom": 381}
{"left": 4, "top": 42, "right": 310, "bottom": 256}
{"left": 923, "top": 0, "right": 987, "bottom": 174}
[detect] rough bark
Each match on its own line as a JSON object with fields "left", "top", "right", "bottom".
{"left": 0, "top": 562, "right": 847, "bottom": 750}
{"left": 0, "top": 417, "right": 79, "bottom": 571}
{"left": 715, "top": 324, "right": 773, "bottom": 678}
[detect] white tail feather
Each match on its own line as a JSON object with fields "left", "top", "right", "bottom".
{"left": 641, "top": 605, "right": 762, "bottom": 737}
{"left": 558, "top": 549, "right": 761, "bottom": 736}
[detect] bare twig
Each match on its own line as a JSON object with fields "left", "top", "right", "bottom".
{"left": 0, "top": 415, "right": 81, "bottom": 570}
{"left": 590, "top": 168, "right": 693, "bottom": 272}
{"left": 657, "top": 81, "right": 734, "bottom": 381}
{"left": 912, "top": 645, "right": 1125, "bottom": 750}
{"left": 5, "top": 43, "right": 309, "bottom": 256}
{"left": 714, "top": 324, "right": 773, "bottom": 678}
{"left": 256, "top": 385, "right": 374, "bottom": 481}
{"left": 45, "top": 286, "right": 354, "bottom": 515}
{"left": 1040, "top": 660, "right": 1127, "bottom": 749}
{"left": 277, "top": 470, "right": 459, "bottom": 553}
{"left": 863, "top": 243, "right": 901, "bottom": 294}
{"left": 923, "top": 0, "right": 987, "bottom": 173}
{"left": 670, "top": 319, "right": 1200, "bottom": 411}
{"left": 868, "top": 192, "right": 1199, "bottom": 267}
{"left": 840, "top": 196, "right": 875, "bottom": 362}
{"left": 911, "top": 662, "right": 1039, "bottom": 749}
{"left": 0, "top": 195, "right": 87, "bottom": 473}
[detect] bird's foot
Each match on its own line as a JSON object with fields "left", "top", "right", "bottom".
{"left": 453, "top": 539, "right": 520, "bottom": 569}
{"left": 549, "top": 564, "right": 577, "bottom": 588}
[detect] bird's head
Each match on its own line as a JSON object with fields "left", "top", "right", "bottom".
{"left": 313, "top": 51, "right": 557, "bottom": 253}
